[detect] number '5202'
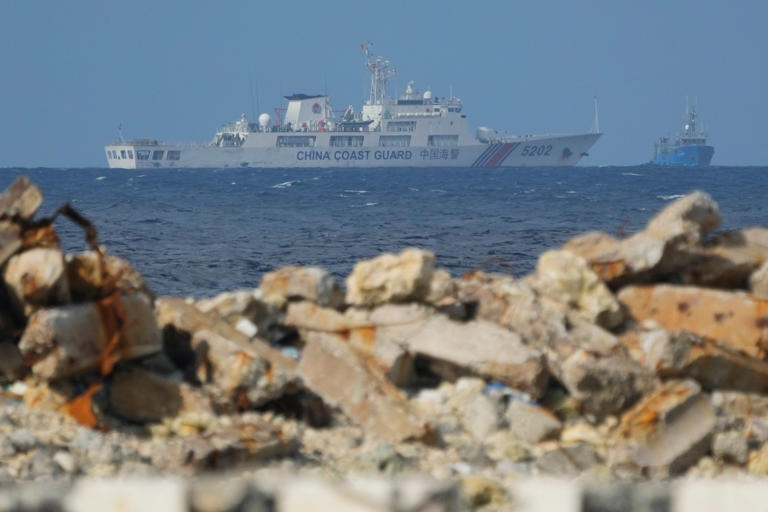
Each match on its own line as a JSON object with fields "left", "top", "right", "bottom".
{"left": 520, "top": 144, "right": 553, "bottom": 156}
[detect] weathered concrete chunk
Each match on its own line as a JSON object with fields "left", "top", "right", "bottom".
{"left": 260, "top": 266, "right": 343, "bottom": 308}
{"left": 532, "top": 249, "right": 624, "bottom": 329}
{"left": 610, "top": 379, "right": 715, "bottom": 474}
{"left": 66, "top": 250, "right": 154, "bottom": 301}
{"left": 645, "top": 190, "right": 721, "bottom": 244}
{"left": 0, "top": 176, "right": 42, "bottom": 220}
{"left": 19, "top": 293, "right": 161, "bottom": 379}
{"left": 299, "top": 331, "right": 428, "bottom": 443}
{"left": 505, "top": 400, "right": 562, "bottom": 444}
{"left": 155, "top": 297, "right": 299, "bottom": 406}
{"left": 618, "top": 284, "right": 768, "bottom": 358}
{"left": 4, "top": 247, "right": 71, "bottom": 315}
{"left": 108, "top": 368, "right": 211, "bottom": 424}
{"left": 628, "top": 329, "right": 768, "bottom": 394}
{"left": 346, "top": 248, "right": 435, "bottom": 306}
{"left": 463, "top": 394, "right": 502, "bottom": 440}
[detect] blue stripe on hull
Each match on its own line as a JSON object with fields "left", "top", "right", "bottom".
{"left": 652, "top": 145, "right": 715, "bottom": 166}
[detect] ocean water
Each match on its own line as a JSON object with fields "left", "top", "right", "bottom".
{"left": 2, "top": 166, "right": 766, "bottom": 297}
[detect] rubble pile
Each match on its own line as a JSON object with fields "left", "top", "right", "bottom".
{"left": 4, "top": 176, "right": 768, "bottom": 508}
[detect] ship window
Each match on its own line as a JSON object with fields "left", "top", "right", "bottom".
{"left": 120, "top": 150, "right": 127, "bottom": 159}
{"left": 111, "top": 150, "right": 118, "bottom": 159}
{"left": 329, "top": 135, "right": 364, "bottom": 147}
{"left": 427, "top": 135, "right": 459, "bottom": 147}
{"left": 276, "top": 136, "right": 316, "bottom": 148}
{"left": 136, "top": 150, "right": 151, "bottom": 161}
{"left": 379, "top": 135, "right": 411, "bottom": 147}
{"left": 166, "top": 150, "right": 181, "bottom": 160}
{"left": 127, "top": 150, "right": 134, "bottom": 159}
{"left": 152, "top": 150, "right": 164, "bottom": 160}
{"left": 386, "top": 121, "right": 416, "bottom": 132}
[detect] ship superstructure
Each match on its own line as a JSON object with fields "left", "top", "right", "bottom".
{"left": 651, "top": 101, "right": 714, "bottom": 166}
{"left": 105, "top": 44, "right": 601, "bottom": 169}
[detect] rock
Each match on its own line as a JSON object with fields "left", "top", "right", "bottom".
{"left": 0, "top": 342, "right": 25, "bottom": 381}
{"left": 192, "top": 328, "right": 294, "bottom": 408}
{"left": 358, "top": 443, "right": 412, "bottom": 474}
{"left": 195, "top": 289, "right": 282, "bottom": 339}
{"left": 155, "top": 418, "right": 298, "bottom": 471}
{"left": 630, "top": 329, "right": 768, "bottom": 394}
{"left": 505, "top": 400, "right": 562, "bottom": 444}
{"left": 19, "top": 293, "right": 162, "bottom": 379}
{"left": 66, "top": 250, "right": 154, "bottom": 301}
{"left": 386, "top": 314, "right": 548, "bottom": 397}
{"left": 712, "top": 432, "right": 749, "bottom": 465}
{"left": 463, "top": 394, "right": 501, "bottom": 440}
{"left": 298, "top": 331, "right": 428, "bottom": 443}
{"left": 4, "top": 247, "right": 71, "bottom": 315}
{"left": 711, "top": 390, "right": 768, "bottom": 418}
{"left": 533, "top": 443, "right": 602, "bottom": 476}
{"left": 610, "top": 379, "right": 715, "bottom": 475}
{"left": 6, "top": 430, "right": 38, "bottom": 453}
{"left": 619, "top": 284, "right": 768, "bottom": 358}
{"left": 0, "top": 176, "right": 42, "bottom": 220}
{"left": 107, "top": 368, "right": 211, "bottom": 424}
{"left": 260, "top": 266, "right": 343, "bottom": 308}
{"left": 644, "top": 190, "right": 721, "bottom": 244}
{"left": 425, "top": 268, "right": 457, "bottom": 304}
{"left": 345, "top": 248, "right": 435, "bottom": 306}
{"left": 532, "top": 249, "right": 624, "bottom": 329}
{"left": 460, "top": 475, "right": 507, "bottom": 509}
{"left": 155, "top": 297, "right": 299, "bottom": 407}
{"left": 750, "top": 260, "right": 768, "bottom": 299}
{"left": 459, "top": 272, "right": 654, "bottom": 415}
{"left": 0, "top": 221, "right": 22, "bottom": 268}
{"left": 53, "top": 451, "right": 78, "bottom": 473}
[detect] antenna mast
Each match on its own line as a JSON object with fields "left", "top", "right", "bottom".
{"left": 361, "top": 41, "right": 396, "bottom": 105}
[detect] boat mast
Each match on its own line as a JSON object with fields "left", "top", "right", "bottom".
{"left": 362, "top": 41, "right": 396, "bottom": 105}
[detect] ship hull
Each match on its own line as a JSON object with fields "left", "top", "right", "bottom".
{"left": 105, "top": 133, "right": 601, "bottom": 169}
{"left": 652, "top": 144, "right": 714, "bottom": 166}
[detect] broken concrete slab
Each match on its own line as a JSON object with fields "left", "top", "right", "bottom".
{"left": 0, "top": 176, "right": 43, "bottom": 220}
{"left": 610, "top": 379, "right": 715, "bottom": 475}
{"left": 298, "top": 331, "right": 428, "bottom": 444}
{"left": 531, "top": 249, "right": 624, "bottom": 329}
{"left": 260, "top": 266, "right": 343, "bottom": 308}
{"left": 381, "top": 314, "right": 549, "bottom": 398}
{"left": 4, "top": 247, "right": 71, "bottom": 316}
{"left": 505, "top": 400, "right": 562, "bottom": 444}
{"left": 345, "top": 248, "right": 435, "bottom": 306}
{"left": 155, "top": 297, "right": 299, "bottom": 406}
{"left": 618, "top": 284, "right": 768, "bottom": 358}
{"left": 19, "top": 293, "right": 162, "bottom": 379}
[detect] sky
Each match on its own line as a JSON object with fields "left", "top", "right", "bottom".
{"left": 1, "top": 0, "right": 766, "bottom": 168}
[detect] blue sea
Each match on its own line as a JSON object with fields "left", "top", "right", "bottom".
{"left": 2, "top": 166, "right": 766, "bottom": 297}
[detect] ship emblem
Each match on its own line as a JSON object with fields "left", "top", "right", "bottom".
{"left": 312, "top": 103, "right": 321, "bottom": 114}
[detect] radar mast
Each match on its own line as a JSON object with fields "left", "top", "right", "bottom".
{"left": 361, "top": 42, "right": 396, "bottom": 106}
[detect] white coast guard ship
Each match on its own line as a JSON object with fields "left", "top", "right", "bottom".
{"left": 105, "top": 44, "right": 601, "bottom": 169}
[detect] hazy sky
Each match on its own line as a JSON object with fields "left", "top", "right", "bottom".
{"left": 1, "top": 0, "right": 766, "bottom": 167}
